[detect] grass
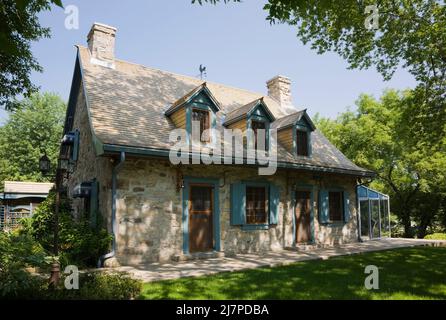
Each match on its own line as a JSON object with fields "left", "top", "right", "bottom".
{"left": 140, "top": 247, "right": 446, "bottom": 300}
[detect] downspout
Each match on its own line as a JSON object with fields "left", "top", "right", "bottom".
{"left": 98, "top": 151, "right": 125, "bottom": 267}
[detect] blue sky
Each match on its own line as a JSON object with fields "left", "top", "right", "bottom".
{"left": 0, "top": 0, "right": 416, "bottom": 123}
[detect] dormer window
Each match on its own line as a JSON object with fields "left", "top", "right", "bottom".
{"left": 192, "top": 108, "right": 210, "bottom": 142}
{"left": 296, "top": 129, "right": 309, "bottom": 156}
{"left": 274, "top": 109, "right": 316, "bottom": 158}
{"left": 223, "top": 97, "right": 275, "bottom": 152}
{"left": 164, "top": 82, "right": 221, "bottom": 145}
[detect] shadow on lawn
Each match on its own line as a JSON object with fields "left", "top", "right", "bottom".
{"left": 141, "top": 247, "right": 446, "bottom": 300}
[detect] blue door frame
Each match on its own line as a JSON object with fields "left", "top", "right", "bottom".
{"left": 291, "top": 184, "right": 315, "bottom": 245}
{"left": 182, "top": 177, "right": 221, "bottom": 254}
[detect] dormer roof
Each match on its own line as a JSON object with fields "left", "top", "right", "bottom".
{"left": 164, "top": 82, "right": 221, "bottom": 116}
{"left": 272, "top": 109, "right": 316, "bottom": 131}
{"left": 223, "top": 97, "right": 275, "bottom": 126}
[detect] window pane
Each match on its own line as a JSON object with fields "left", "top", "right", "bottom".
{"left": 360, "top": 199, "right": 370, "bottom": 238}
{"left": 192, "top": 109, "right": 210, "bottom": 142}
{"left": 371, "top": 199, "right": 380, "bottom": 238}
{"left": 246, "top": 186, "right": 267, "bottom": 224}
{"left": 380, "top": 199, "right": 390, "bottom": 237}
{"left": 191, "top": 186, "right": 212, "bottom": 211}
{"left": 328, "top": 191, "right": 343, "bottom": 221}
{"left": 296, "top": 130, "right": 308, "bottom": 156}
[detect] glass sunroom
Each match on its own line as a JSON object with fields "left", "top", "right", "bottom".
{"left": 357, "top": 185, "right": 391, "bottom": 240}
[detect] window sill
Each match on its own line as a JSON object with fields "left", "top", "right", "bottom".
{"left": 241, "top": 224, "right": 270, "bottom": 231}
{"left": 321, "top": 221, "right": 346, "bottom": 227}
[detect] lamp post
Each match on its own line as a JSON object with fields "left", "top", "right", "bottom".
{"left": 39, "top": 153, "right": 64, "bottom": 287}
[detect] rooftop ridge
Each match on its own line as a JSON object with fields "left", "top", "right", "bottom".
{"left": 77, "top": 45, "right": 302, "bottom": 113}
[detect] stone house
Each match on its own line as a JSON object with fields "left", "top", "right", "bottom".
{"left": 62, "top": 23, "right": 374, "bottom": 267}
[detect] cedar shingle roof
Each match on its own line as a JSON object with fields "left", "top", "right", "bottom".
{"left": 164, "top": 82, "right": 221, "bottom": 116}
{"left": 223, "top": 97, "right": 275, "bottom": 126}
{"left": 76, "top": 46, "right": 373, "bottom": 176}
{"left": 272, "top": 110, "right": 316, "bottom": 131}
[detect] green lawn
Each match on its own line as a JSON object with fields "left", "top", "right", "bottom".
{"left": 140, "top": 247, "right": 446, "bottom": 300}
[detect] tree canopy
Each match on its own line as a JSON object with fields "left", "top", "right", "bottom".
{"left": 0, "top": 0, "right": 63, "bottom": 110}
{"left": 197, "top": 0, "right": 446, "bottom": 140}
{"left": 314, "top": 90, "right": 446, "bottom": 237}
{"left": 0, "top": 92, "right": 66, "bottom": 187}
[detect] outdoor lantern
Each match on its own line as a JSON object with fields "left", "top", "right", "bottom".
{"left": 67, "top": 160, "right": 76, "bottom": 174}
{"left": 58, "top": 157, "right": 69, "bottom": 171}
{"left": 39, "top": 154, "right": 51, "bottom": 175}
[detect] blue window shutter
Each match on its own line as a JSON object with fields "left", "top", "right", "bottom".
{"left": 319, "top": 189, "right": 329, "bottom": 223}
{"left": 343, "top": 191, "right": 350, "bottom": 223}
{"left": 269, "top": 184, "right": 279, "bottom": 225}
{"left": 230, "top": 182, "right": 245, "bottom": 225}
{"left": 89, "top": 180, "right": 99, "bottom": 228}
{"left": 72, "top": 130, "right": 80, "bottom": 161}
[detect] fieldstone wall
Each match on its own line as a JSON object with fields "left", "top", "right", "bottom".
{"left": 114, "top": 157, "right": 359, "bottom": 266}
{"left": 66, "top": 82, "right": 113, "bottom": 227}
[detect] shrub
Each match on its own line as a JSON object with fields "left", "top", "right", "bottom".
{"left": 27, "top": 191, "right": 112, "bottom": 268}
{"left": 1, "top": 269, "right": 142, "bottom": 300}
{"left": 50, "top": 272, "right": 142, "bottom": 300}
{"left": 0, "top": 231, "right": 49, "bottom": 299}
{"left": 424, "top": 233, "right": 446, "bottom": 240}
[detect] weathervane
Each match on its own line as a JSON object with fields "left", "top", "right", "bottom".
{"left": 199, "top": 64, "right": 207, "bottom": 80}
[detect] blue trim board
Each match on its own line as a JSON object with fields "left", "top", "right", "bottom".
{"left": 182, "top": 177, "right": 221, "bottom": 254}
{"left": 185, "top": 106, "right": 192, "bottom": 144}
{"left": 242, "top": 224, "right": 269, "bottom": 231}
{"left": 101, "top": 143, "right": 375, "bottom": 177}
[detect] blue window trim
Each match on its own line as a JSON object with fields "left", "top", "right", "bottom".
{"left": 246, "top": 102, "right": 273, "bottom": 152}
{"left": 321, "top": 186, "right": 348, "bottom": 226}
{"left": 291, "top": 183, "right": 315, "bottom": 245}
{"left": 182, "top": 177, "right": 221, "bottom": 254}
{"left": 293, "top": 124, "right": 312, "bottom": 158}
{"left": 184, "top": 89, "right": 219, "bottom": 145}
{"left": 240, "top": 180, "right": 272, "bottom": 231}
{"left": 242, "top": 224, "right": 269, "bottom": 231}
{"left": 186, "top": 107, "right": 217, "bottom": 145}
{"left": 247, "top": 118, "right": 271, "bottom": 152}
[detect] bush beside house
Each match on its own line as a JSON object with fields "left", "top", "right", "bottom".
{"left": 0, "top": 190, "right": 142, "bottom": 299}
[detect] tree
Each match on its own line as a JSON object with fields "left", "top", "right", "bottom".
{"left": 313, "top": 90, "right": 446, "bottom": 238}
{"left": 0, "top": 92, "right": 66, "bottom": 187}
{"left": 0, "top": 0, "right": 63, "bottom": 110}
{"left": 197, "top": 0, "right": 446, "bottom": 140}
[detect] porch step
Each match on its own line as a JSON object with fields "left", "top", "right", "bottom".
{"left": 171, "top": 251, "right": 229, "bottom": 262}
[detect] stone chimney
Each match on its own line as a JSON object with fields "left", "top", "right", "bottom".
{"left": 87, "top": 23, "right": 117, "bottom": 68}
{"left": 266, "top": 75, "right": 292, "bottom": 108}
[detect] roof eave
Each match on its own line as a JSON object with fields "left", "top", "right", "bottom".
{"left": 102, "top": 143, "right": 375, "bottom": 177}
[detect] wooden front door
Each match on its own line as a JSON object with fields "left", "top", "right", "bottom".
{"left": 189, "top": 185, "right": 214, "bottom": 253}
{"left": 295, "top": 190, "right": 312, "bottom": 243}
